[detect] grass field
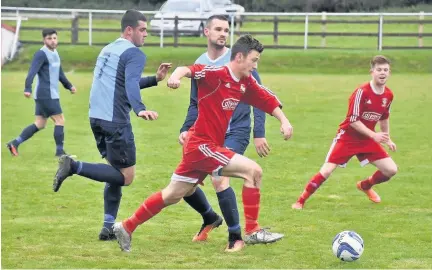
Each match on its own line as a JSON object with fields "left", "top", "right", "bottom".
{"left": 1, "top": 71, "right": 432, "bottom": 268}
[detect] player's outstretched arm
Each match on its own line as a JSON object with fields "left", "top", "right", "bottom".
{"left": 272, "top": 107, "right": 293, "bottom": 140}
{"left": 350, "top": 121, "right": 389, "bottom": 144}
{"left": 167, "top": 66, "right": 192, "bottom": 89}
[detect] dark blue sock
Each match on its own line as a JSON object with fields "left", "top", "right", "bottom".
{"left": 70, "top": 161, "right": 125, "bottom": 186}
{"left": 184, "top": 187, "right": 218, "bottom": 225}
{"left": 14, "top": 124, "right": 40, "bottom": 146}
{"left": 217, "top": 187, "right": 240, "bottom": 233}
{"left": 54, "top": 125, "right": 64, "bottom": 152}
{"left": 103, "top": 183, "right": 122, "bottom": 229}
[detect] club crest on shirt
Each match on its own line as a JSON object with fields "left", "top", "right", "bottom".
{"left": 222, "top": 98, "right": 240, "bottom": 111}
{"left": 240, "top": 84, "right": 246, "bottom": 93}
{"left": 381, "top": 98, "right": 388, "bottom": 107}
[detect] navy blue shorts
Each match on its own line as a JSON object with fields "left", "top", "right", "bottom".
{"left": 35, "top": 99, "right": 62, "bottom": 118}
{"left": 224, "top": 134, "right": 250, "bottom": 155}
{"left": 90, "top": 118, "right": 136, "bottom": 169}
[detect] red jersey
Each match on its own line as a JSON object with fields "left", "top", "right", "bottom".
{"left": 187, "top": 64, "right": 281, "bottom": 147}
{"left": 338, "top": 81, "right": 393, "bottom": 140}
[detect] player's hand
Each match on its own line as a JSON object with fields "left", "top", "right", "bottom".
{"left": 167, "top": 77, "right": 181, "bottom": 89}
{"left": 372, "top": 132, "right": 389, "bottom": 144}
{"left": 70, "top": 86, "right": 77, "bottom": 94}
{"left": 254, "top": 137, "right": 270, "bottom": 157}
{"left": 156, "top": 63, "right": 172, "bottom": 82}
{"left": 385, "top": 139, "right": 397, "bottom": 152}
{"left": 280, "top": 122, "right": 293, "bottom": 140}
{"left": 138, "top": 110, "right": 158, "bottom": 121}
{"left": 24, "top": 92, "right": 31, "bottom": 98}
{"left": 178, "top": 131, "right": 188, "bottom": 145}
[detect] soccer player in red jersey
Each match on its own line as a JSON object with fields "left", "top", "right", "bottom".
{"left": 292, "top": 55, "right": 398, "bottom": 210}
{"left": 113, "top": 34, "right": 294, "bottom": 252}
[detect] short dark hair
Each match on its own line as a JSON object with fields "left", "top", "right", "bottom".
{"left": 121, "top": 9, "right": 147, "bottom": 32}
{"left": 205, "top": 15, "right": 229, "bottom": 28}
{"left": 42, "top": 28, "right": 57, "bottom": 38}
{"left": 230, "top": 34, "right": 264, "bottom": 61}
{"left": 370, "top": 55, "right": 391, "bottom": 69}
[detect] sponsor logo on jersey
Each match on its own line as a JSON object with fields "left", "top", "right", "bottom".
{"left": 366, "top": 99, "right": 372, "bottom": 104}
{"left": 222, "top": 98, "right": 240, "bottom": 111}
{"left": 225, "top": 82, "right": 231, "bottom": 88}
{"left": 362, "top": 111, "right": 382, "bottom": 121}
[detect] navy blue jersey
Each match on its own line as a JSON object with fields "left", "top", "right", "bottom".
{"left": 24, "top": 46, "right": 73, "bottom": 100}
{"left": 89, "top": 38, "right": 151, "bottom": 124}
{"left": 180, "top": 48, "right": 266, "bottom": 138}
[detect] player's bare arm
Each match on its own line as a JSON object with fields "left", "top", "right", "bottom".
{"left": 271, "top": 107, "right": 293, "bottom": 140}
{"left": 350, "top": 121, "right": 389, "bottom": 144}
{"left": 167, "top": 66, "right": 192, "bottom": 89}
{"left": 379, "top": 118, "right": 396, "bottom": 151}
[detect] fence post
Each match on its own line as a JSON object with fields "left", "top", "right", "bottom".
{"left": 174, "top": 16, "right": 178, "bottom": 48}
{"left": 419, "top": 11, "right": 424, "bottom": 48}
{"left": 377, "top": 14, "right": 383, "bottom": 51}
{"left": 230, "top": 13, "right": 235, "bottom": 48}
{"left": 88, "top": 12, "right": 92, "bottom": 46}
{"left": 71, "top": 12, "right": 79, "bottom": 44}
{"left": 160, "top": 13, "right": 164, "bottom": 48}
{"left": 321, "top": 12, "right": 326, "bottom": 47}
{"left": 273, "top": 16, "right": 278, "bottom": 45}
{"left": 304, "top": 13, "right": 309, "bottom": 50}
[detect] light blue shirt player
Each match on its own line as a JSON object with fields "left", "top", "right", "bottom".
{"left": 89, "top": 38, "right": 149, "bottom": 124}
{"left": 24, "top": 46, "right": 73, "bottom": 99}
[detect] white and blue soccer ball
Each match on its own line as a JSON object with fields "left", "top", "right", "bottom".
{"left": 332, "top": 231, "right": 364, "bottom": 262}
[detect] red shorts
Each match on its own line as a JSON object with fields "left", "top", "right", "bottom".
{"left": 325, "top": 130, "right": 389, "bottom": 167}
{"left": 171, "top": 143, "right": 235, "bottom": 184}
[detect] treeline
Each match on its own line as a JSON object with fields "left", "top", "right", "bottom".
{"left": 2, "top": 0, "right": 432, "bottom": 11}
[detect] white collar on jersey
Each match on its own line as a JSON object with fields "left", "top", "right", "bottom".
{"left": 204, "top": 47, "right": 230, "bottom": 63}
{"left": 369, "top": 80, "right": 385, "bottom": 95}
{"left": 226, "top": 65, "right": 240, "bottom": 82}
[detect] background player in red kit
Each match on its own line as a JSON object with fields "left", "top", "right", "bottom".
{"left": 113, "top": 34, "right": 294, "bottom": 252}
{"left": 292, "top": 55, "right": 398, "bottom": 209}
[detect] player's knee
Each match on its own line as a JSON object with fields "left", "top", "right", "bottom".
{"left": 184, "top": 186, "right": 197, "bottom": 197}
{"left": 245, "top": 164, "right": 262, "bottom": 187}
{"left": 383, "top": 165, "right": 398, "bottom": 178}
{"left": 34, "top": 121, "right": 46, "bottom": 129}
{"left": 162, "top": 188, "right": 184, "bottom": 205}
{"left": 211, "top": 176, "right": 230, "bottom": 192}
{"left": 121, "top": 168, "right": 135, "bottom": 186}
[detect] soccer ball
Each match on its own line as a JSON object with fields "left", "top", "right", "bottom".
{"left": 332, "top": 231, "right": 364, "bottom": 262}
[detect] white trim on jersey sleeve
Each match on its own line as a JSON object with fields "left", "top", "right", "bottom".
{"left": 350, "top": 88, "right": 363, "bottom": 122}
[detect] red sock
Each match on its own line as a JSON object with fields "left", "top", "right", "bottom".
{"left": 123, "top": 191, "right": 165, "bottom": 234}
{"left": 242, "top": 186, "right": 261, "bottom": 234}
{"left": 297, "top": 172, "right": 327, "bottom": 204}
{"left": 360, "top": 170, "right": 390, "bottom": 190}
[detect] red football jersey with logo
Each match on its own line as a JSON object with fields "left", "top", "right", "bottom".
{"left": 186, "top": 64, "right": 281, "bottom": 147}
{"left": 338, "top": 82, "right": 394, "bottom": 140}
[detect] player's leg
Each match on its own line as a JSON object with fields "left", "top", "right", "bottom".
{"left": 220, "top": 154, "right": 284, "bottom": 245}
{"left": 53, "top": 121, "right": 135, "bottom": 192}
{"left": 214, "top": 136, "right": 248, "bottom": 251}
{"left": 6, "top": 100, "right": 47, "bottom": 156}
{"left": 292, "top": 162, "right": 338, "bottom": 209}
{"left": 114, "top": 176, "right": 196, "bottom": 252}
{"left": 50, "top": 111, "right": 66, "bottom": 157}
{"left": 293, "top": 135, "right": 353, "bottom": 209}
{"left": 357, "top": 155, "right": 397, "bottom": 203}
{"left": 184, "top": 184, "right": 223, "bottom": 242}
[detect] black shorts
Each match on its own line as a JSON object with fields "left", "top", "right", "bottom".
{"left": 90, "top": 118, "right": 136, "bottom": 169}
{"left": 35, "top": 99, "right": 62, "bottom": 118}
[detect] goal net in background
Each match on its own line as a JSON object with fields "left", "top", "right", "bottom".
{"left": 1, "top": 16, "right": 26, "bottom": 66}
